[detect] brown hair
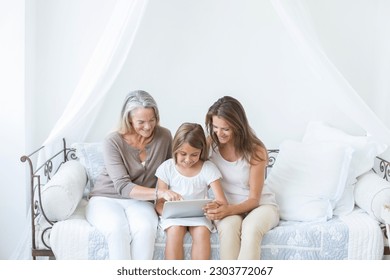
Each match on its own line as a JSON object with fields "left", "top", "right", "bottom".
{"left": 205, "top": 96, "right": 267, "bottom": 164}
{"left": 172, "top": 123, "right": 209, "bottom": 163}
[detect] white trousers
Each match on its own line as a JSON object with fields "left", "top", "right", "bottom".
{"left": 86, "top": 196, "right": 158, "bottom": 260}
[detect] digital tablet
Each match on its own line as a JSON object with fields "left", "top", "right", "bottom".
{"left": 161, "top": 199, "right": 213, "bottom": 219}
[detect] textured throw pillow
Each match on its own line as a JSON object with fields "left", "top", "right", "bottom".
{"left": 71, "top": 142, "right": 104, "bottom": 196}
{"left": 302, "top": 121, "right": 387, "bottom": 216}
{"left": 354, "top": 171, "right": 390, "bottom": 223}
{"left": 265, "top": 140, "right": 353, "bottom": 222}
{"left": 41, "top": 160, "right": 87, "bottom": 221}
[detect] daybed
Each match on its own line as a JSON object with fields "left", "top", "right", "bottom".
{"left": 21, "top": 122, "right": 390, "bottom": 260}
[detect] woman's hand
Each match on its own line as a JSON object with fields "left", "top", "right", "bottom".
{"left": 204, "top": 200, "right": 230, "bottom": 220}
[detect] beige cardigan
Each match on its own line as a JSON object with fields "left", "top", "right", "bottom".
{"left": 89, "top": 126, "right": 172, "bottom": 199}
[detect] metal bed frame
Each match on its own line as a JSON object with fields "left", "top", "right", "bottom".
{"left": 20, "top": 139, "right": 76, "bottom": 259}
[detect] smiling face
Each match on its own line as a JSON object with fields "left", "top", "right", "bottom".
{"left": 175, "top": 142, "right": 202, "bottom": 169}
{"left": 130, "top": 107, "right": 157, "bottom": 138}
{"left": 212, "top": 116, "right": 234, "bottom": 145}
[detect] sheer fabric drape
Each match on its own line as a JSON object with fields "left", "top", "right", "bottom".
{"left": 38, "top": 0, "right": 390, "bottom": 188}
{"left": 271, "top": 0, "right": 390, "bottom": 151}
{"left": 44, "top": 0, "right": 148, "bottom": 148}
{"left": 14, "top": 0, "right": 148, "bottom": 259}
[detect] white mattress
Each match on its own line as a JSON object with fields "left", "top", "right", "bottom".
{"left": 50, "top": 204, "right": 383, "bottom": 260}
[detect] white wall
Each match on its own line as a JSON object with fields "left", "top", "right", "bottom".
{"left": 28, "top": 0, "right": 117, "bottom": 150}
{"left": 0, "top": 0, "right": 26, "bottom": 259}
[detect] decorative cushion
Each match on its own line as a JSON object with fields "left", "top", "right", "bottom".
{"left": 332, "top": 184, "right": 355, "bottom": 216}
{"left": 303, "top": 121, "right": 387, "bottom": 179}
{"left": 71, "top": 142, "right": 104, "bottom": 196}
{"left": 265, "top": 140, "right": 353, "bottom": 222}
{"left": 354, "top": 171, "right": 390, "bottom": 224}
{"left": 302, "top": 121, "right": 387, "bottom": 216}
{"left": 41, "top": 160, "right": 87, "bottom": 221}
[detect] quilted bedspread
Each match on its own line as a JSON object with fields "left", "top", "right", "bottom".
{"left": 50, "top": 203, "right": 383, "bottom": 260}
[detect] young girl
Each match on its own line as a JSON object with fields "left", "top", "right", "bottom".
{"left": 155, "top": 122, "right": 227, "bottom": 260}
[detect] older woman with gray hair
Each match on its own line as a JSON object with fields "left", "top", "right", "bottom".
{"left": 86, "top": 90, "right": 181, "bottom": 259}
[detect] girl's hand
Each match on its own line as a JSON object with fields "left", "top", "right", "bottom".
{"left": 158, "top": 189, "right": 183, "bottom": 201}
{"left": 155, "top": 190, "right": 183, "bottom": 215}
{"left": 204, "top": 200, "right": 229, "bottom": 220}
{"left": 203, "top": 200, "right": 220, "bottom": 211}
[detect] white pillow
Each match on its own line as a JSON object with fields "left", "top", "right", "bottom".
{"left": 41, "top": 160, "right": 87, "bottom": 221}
{"left": 332, "top": 184, "right": 355, "bottom": 216}
{"left": 354, "top": 171, "right": 390, "bottom": 223}
{"left": 303, "top": 121, "right": 387, "bottom": 180}
{"left": 265, "top": 140, "right": 353, "bottom": 222}
{"left": 71, "top": 142, "right": 104, "bottom": 196}
{"left": 302, "top": 121, "right": 387, "bottom": 216}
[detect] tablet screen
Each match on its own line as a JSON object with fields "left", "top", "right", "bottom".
{"left": 161, "top": 199, "right": 213, "bottom": 219}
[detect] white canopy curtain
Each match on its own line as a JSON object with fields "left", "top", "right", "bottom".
{"left": 43, "top": 0, "right": 148, "bottom": 149}
{"left": 14, "top": 0, "right": 148, "bottom": 259}
{"left": 271, "top": 0, "right": 390, "bottom": 151}
{"left": 36, "top": 0, "right": 148, "bottom": 187}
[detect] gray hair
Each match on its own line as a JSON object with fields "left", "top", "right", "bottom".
{"left": 119, "top": 90, "right": 160, "bottom": 134}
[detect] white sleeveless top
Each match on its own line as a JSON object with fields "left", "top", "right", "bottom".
{"left": 210, "top": 148, "right": 277, "bottom": 207}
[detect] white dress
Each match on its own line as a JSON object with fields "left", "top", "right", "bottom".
{"left": 155, "top": 159, "right": 222, "bottom": 231}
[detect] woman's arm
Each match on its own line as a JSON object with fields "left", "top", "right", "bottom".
{"left": 154, "top": 179, "right": 168, "bottom": 215}
{"left": 104, "top": 131, "right": 178, "bottom": 200}
{"left": 103, "top": 136, "right": 138, "bottom": 197}
{"left": 130, "top": 183, "right": 183, "bottom": 202}
{"left": 205, "top": 147, "right": 267, "bottom": 220}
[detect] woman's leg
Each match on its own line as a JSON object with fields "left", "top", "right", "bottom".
{"left": 124, "top": 200, "right": 158, "bottom": 260}
{"left": 164, "top": 226, "right": 187, "bottom": 259}
{"left": 215, "top": 215, "right": 243, "bottom": 260}
{"left": 86, "top": 196, "right": 132, "bottom": 259}
{"left": 189, "top": 226, "right": 211, "bottom": 260}
{"left": 238, "top": 205, "right": 279, "bottom": 260}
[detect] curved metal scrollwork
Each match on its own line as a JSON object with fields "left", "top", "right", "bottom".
{"left": 20, "top": 138, "right": 72, "bottom": 259}
{"left": 33, "top": 199, "right": 40, "bottom": 219}
{"left": 43, "top": 160, "right": 53, "bottom": 180}
{"left": 266, "top": 149, "right": 279, "bottom": 178}
{"left": 374, "top": 156, "right": 390, "bottom": 182}
{"left": 379, "top": 158, "right": 390, "bottom": 181}
{"left": 67, "top": 148, "right": 78, "bottom": 161}
{"left": 41, "top": 227, "right": 53, "bottom": 250}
